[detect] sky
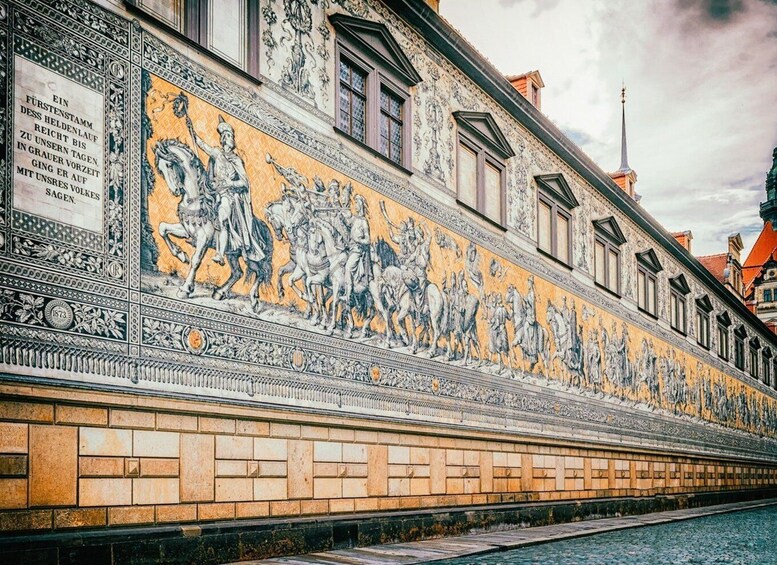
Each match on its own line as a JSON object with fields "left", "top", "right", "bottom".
{"left": 440, "top": 0, "right": 777, "bottom": 258}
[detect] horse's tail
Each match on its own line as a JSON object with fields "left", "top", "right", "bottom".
{"left": 245, "top": 218, "right": 274, "bottom": 287}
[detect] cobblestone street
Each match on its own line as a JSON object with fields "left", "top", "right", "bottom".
{"left": 240, "top": 499, "right": 777, "bottom": 564}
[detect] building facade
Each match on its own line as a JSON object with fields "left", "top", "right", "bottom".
{"left": 1, "top": 0, "right": 777, "bottom": 561}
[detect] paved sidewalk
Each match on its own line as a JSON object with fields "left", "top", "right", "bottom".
{"left": 231, "top": 498, "right": 777, "bottom": 565}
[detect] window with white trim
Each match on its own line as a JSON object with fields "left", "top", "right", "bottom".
{"left": 593, "top": 217, "right": 626, "bottom": 296}
{"left": 695, "top": 296, "right": 712, "bottom": 350}
{"left": 717, "top": 312, "right": 731, "bottom": 361}
{"left": 669, "top": 275, "right": 690, "bottom": 334}
{"left": 454, "top": 112, "right": 513, "bottom": 226}
{"left": 535, "top": 174, "right": 578, "bottom": 266}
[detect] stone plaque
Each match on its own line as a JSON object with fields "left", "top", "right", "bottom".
{"left": 13, "top": 55, "right": 105, "bottom": 234}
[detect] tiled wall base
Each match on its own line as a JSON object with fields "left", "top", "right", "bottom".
{"left": 2, "top": 381, "right": 777, "bottom": 563}
{"left": 2, "top": 489, "right": 777, "bottom": 564}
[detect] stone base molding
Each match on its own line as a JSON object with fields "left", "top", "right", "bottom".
{"left": 1, "top": 382, "right": 777, "bottom": 560}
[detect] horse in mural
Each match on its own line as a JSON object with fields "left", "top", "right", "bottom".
{"left": 506, "top": 283, "right": 549, "bottom": 372}
{"left": 265, "top": 194, "right": 311, "bottom": 304}
{"left": 545, "top": 298, "right": 585, "bottom": 385}
{"left": 153, "top": 139, "right": 273, "bottom": 311}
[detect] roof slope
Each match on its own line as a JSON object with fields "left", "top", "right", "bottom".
{"left": 743, "top": 221, "right": 777, "bottom": 288}
{"left": 698, "top": 253, "right": 728, "bottom": 285}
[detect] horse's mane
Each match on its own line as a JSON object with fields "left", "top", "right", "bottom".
{"left": 155, "top": 138, "right": 211, "bottom": 195}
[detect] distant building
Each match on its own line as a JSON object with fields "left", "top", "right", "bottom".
{"left": 743, "top": 148, "right": 777, "bottom": 331}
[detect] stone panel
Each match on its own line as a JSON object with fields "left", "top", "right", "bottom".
{"left": 133, "top": 478, "right": 180, "bottom": 505}
{"left": 0, "top": 423, "right": 28, "bottom": 454}
{"left": 30, "top": 425, "right": 77, "bottom": 507}
{"left": 79, "top": 428, "right": 132, "bottom": 457}
{"left": 180, "top": 434, "right": 214, "bottom": 502}
{"left": 0, "top": 479, "right": 27, "bottom": 509}
{"left": 288, "top": 440, "right": 313, "bottom": 499}
{"left": 79, "top": 478, "right": 131, "bottom": 507}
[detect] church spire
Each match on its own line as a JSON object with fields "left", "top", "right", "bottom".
{"left": 619, "top": 84, "right": 630, "bottom": 172}
{"left": 608, "top": 84, "right": 639, "bottom": 201}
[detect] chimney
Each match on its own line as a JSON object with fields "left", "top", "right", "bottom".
{"left": 672, "top": 230, "right": 693, "bottom": 253}
{"left": 608, "top": 85, "right": 639, "bottom": 201}
{"left": 425, "top": 0, "right": 440, "bottom": 13}
{"left": 728, "top": 233, "right": 743, "bottom": 263}
{"left": 507, "top": 71, "right": 544, "bottom": 111}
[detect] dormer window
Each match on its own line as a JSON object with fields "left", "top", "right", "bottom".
{"left": 454, "top": 112, "right": 514, "bottom": 226}
{"left": 536, "top": 173, "right": 579, "bottom": 266}
{"left": 717, "top": 312, "right": 731, "bottom": 361}
{"left": 734, "top": 325, "right": 746, "bottom": 370}
{"left": 636, "top": 249, "right": 662, "bottom": 317}
{"left": 669, "top": 274, "right": 690, "bottom": 334}
{"left": 749, "top": 337, "right": 761, "bottom": 379}
{"left": 593, "top": 217, "right": 626, "bottom": 296}
{"left": 331, "top": 14, "right": 421, "bottom": 169}
{"left": 695, "top": 295, "right": 712, "bottom": 350}
{"left": 762, "top": 348, "right": 772, "bottom": 386}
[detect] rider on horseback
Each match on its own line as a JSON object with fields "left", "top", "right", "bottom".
{"left": 187, "top": 114, "right": 264, "bottom": 265}
{"left": 388, "top": 217, "right": 429, "bottom": 316}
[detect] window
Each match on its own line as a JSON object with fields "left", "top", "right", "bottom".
{"left": 763, "top": 349, "right": 772, "bottom": 386}
{"left": 339, "top": 60, "right": 367, "bottom": 143}
{"left": 669, "top": 275, "right": 690, "bottom": 334}
{"left": 734, "top": 326, "right": 746, "bottom": 371}
{"left": 695, "top": 296, "right": 712, "bottom": 349}
{"left": 773, "top": 359, "right": 777, "bottom": 389}
{"left": 332, "top": 14, "right": 421, "bottom": 168}
{"left": 535, "top": 174, "right": 579, "bottom": 266}
{"left": 717, "top": 312, "right": 731, "bottom": 360}
{"left": 454, "top": 112, "right": 514, "bottom": 226}
{"left": 636, "top": 250, "right": 662, "bottom": 316}
{"left": 592, "top": 217, "right": 626, "bottom": 296}
{"left": 749, "top": 337, "right": 761, "bottom": 379}
{"left": 765, "top": 289, "right": 773, "bottom": 302}
{"left": 127, "top": 0, "right": 260, "bottom": 77}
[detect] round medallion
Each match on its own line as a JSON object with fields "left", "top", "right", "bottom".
{"left": 431, "top": 378, "right": 440, "bottom": 394}
{"left": 183, "top": 327, "right": 207, "bottom": 354}
{"left": 44, "top": 299, "right": 73, "bottom": 330}
{"left": 290, "top": 348, "right": 307, "bottom": 372}
{"left": 370, "top": 366, "right": 381, "bottom": 383}
{"left": 107, "top": 261, "right": 124, "bottom": 279}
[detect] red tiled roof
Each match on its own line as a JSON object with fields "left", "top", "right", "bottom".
{"left": 698, "top": 253, "right": 728, "bottom": 285}
{"left": 743, "top": 222, "right": 777, "bottom": 288}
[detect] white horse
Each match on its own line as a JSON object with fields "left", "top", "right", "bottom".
{"left": 265, "top": 196, "right": 310, "bottom": 303}
{"left": 153, "top": 139, "right": 273, "bottom": 312}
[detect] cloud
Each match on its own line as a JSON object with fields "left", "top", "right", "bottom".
{"left": 561, "top": 127, "right": 593, "bottom": 147}
{"left": 441, "top": 0, "right": 777, "bottom": 257}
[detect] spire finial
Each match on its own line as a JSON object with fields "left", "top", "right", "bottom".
{"left": 619, "top": 82, "right": 630, "bottom": 172}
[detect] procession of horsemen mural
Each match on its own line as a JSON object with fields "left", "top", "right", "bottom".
{"left": 141, "top": 75, "right": 777, "bottom": 437}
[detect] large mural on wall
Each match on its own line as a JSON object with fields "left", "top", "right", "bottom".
{"left": 1, "top": 0, "right": 775, "bottom": 463}
{"left": 140, "top": 73, "right": 777, "bottom": 438}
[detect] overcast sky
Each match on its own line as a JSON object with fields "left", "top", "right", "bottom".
{"left": 440, "top": 0, "right": 777, "bottom": 258}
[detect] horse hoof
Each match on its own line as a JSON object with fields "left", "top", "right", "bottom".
{"left": 213, "top": 290, "right": 226, "bottom": 301}
{"left": 176, "top": 288, "right": 193, "bottom": 299}
{"left": 252, "top": 302, "right": 264, "bottom": 314}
